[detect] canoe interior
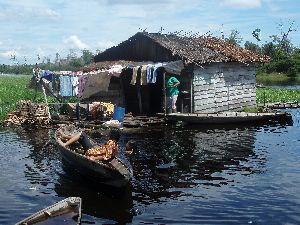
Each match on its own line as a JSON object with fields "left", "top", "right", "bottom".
{"left": 55, "top": 125, "right": 133, "bottom": 187}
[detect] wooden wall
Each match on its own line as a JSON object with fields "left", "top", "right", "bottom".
{"left": 193, "top": 62, "right": 256, "bottom": 113}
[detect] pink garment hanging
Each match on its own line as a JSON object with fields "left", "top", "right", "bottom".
{"left": 108, "top": 65, "right": 123, "bottom": 77}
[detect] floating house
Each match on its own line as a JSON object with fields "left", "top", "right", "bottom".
{"left": 86, "top": 32, "right": 269, "bottom": 115}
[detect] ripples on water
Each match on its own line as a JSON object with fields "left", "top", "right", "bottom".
{"left": 0, "top": 109, "right": 300, "bottom": 224}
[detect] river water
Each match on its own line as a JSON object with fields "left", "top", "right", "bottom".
{"left": 1, "top": 109, "right": 300, "bottom": 225}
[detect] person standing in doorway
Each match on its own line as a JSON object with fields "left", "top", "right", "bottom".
{"left": 166, "top": 74, "right": 180, "bottom": 113}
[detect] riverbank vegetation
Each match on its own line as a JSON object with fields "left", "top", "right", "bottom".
{"left": 256, "top": 87, "right": 300, "bottom": 104}
{"left": 256, "top": 72, "right": 300, "bottom": 85}
{"left": 0, "top": 76, "right": 62, "bottom": 121}
{"left": 1, "top": 75, "right": 300, "bottom": 123}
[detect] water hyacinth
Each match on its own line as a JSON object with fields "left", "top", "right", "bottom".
{"left": 257, "top": 87, "right": 300, "bottom": 104}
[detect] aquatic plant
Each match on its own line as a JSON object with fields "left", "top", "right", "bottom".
{"left": 257, "top": 87, "right": 300, "bottom": 104}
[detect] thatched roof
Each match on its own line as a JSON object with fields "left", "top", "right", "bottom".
{"left": 92, "top": 32, "right": 270, "bottom": 68}
{"left": 143, "top": 32, "right": 270, "bottom": 64}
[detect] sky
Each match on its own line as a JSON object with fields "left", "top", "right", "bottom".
{"left": 0, "top": 0, "right": 299, "bottom": 65}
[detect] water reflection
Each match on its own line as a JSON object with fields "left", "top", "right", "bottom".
{"left": 14, "top": 127, "right": 59, "bottom": 188}
{"left": 54, "top": 172, "right": 134, "bottom": 224}
{"left": 2, "top": 114, "right": 297, "bottom": 224}
{"left": 128, "top": 123, "right": 267, "bottom": 202}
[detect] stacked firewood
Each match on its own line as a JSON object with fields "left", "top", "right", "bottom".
{"left": 3, "top": 100, "right": 50, "bottom": 127}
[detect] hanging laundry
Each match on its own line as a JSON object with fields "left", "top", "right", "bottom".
{"left": 71, "top": 76, "right": 79, "bottom": 96}
{"left": 140, "top": 65, "right": 148, "bottom": 85}
{"left": 78, "top": 75, "right": 89, "bottom": 98}
{"left": 130, "top": 66, "right": 139, "bottom": 85}
{"left": 152, "top": 63, "right": 164, "bottom": 84}
{"left": 60, "top": 71, "right": 72, "bottom": 75}
{"left": 146, "top": 64, "right": 155, "bottom": 83}
{"left": 42, "top": 70, "right": 54, "bottom": 81}
{"left": 59, "top": 75, "right": 73, "bottom": 97}
{"left": 108, "top": 65, "right": 123, "bottom": 77}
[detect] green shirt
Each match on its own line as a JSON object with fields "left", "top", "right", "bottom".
{"left": 166, "top": 76, "right": 180, "bottom": 97}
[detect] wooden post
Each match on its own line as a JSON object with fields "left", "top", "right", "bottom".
{"left": 190, "top": 73, "right": 193, "bottom": 113}
{"left": 137, "top": 84, "right": 142, "bottom": 114}
{"left": 163, "top": 72, "right": 166, "bottom": 116}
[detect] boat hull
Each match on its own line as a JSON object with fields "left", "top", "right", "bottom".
{"left": 165, "top": 112, "right": 291, "bottom": 124}
{"left": 16, "top": 197, "right": 81, "bottom": 225}
{"left": 55, "top": 127, "right": 133, "bottom": 188}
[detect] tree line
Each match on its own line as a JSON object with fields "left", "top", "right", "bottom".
{"left": 1, "top": 24, "right": 299, "bottom": 78}
{"left": 0, "top": 49, "right": 94, "bottom": 75}
{"left": 226, "top": 21, "right": 299, "bottom": 78}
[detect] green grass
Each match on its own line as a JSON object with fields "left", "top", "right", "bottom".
{"left": 257, "top": 72, "right": 300, "bottom": 85}
{"left": 257, "top": 87, "right": 300, "bottom": 104}
{"left": 1, "top": 75, "right": 300, "bottom": 124}
{"left": 0, "top": 75, "right": 78, "bottom": 122}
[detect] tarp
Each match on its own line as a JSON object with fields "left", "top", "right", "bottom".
{"left": 80, "top": 71, "right": 111, "bottom": 99}
{"left": 162, "top": 60, "right": 184, "bottom": 75}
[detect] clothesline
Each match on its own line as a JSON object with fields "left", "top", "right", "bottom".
{"left": 34, "top": 60, "right": 184, "bottom": 98}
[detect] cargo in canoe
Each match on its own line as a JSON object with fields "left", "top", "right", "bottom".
{"left": 55, "top": 125, "right": 133, "bottom": 188}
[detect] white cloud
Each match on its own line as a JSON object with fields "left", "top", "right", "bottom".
{"left": 0, "top": 50, "right": 18, "bottom": 58}
{"left": 102, "top": 0, "right": 172, "bottom": 5}
{"left": 264, "top": 0, "right": 280, "bottom": 12}
{"left": 43, "top": 9, "right": 60, "bottom": 18}
{"left": 221, "top": 0, "right": 262, "bottom": 9}
{"left": 95, "top": 41, "right": 115, "bottom": 51}
{"left": 63, "top": 35, "right": 90, "bottom": 50}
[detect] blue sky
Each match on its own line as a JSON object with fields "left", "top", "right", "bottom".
{"left": 0, "top": 0, "right": 299, "bottom": 65}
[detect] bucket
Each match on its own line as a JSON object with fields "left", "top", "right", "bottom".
{"left": 113, "top": 107, "right": 125, "bottom": 122}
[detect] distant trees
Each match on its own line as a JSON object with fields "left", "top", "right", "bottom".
{"left": 242, "top": 21, "right": 299, "bottom": 78}
{"left": 0, "top": 49, "right": 95, "bottom": 75}
{"left": 226, "top": 29, "right": 243, "bottom": 45}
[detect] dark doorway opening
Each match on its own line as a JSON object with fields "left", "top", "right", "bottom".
{"left": 121, "top": 68, "right": 164, "bottom": 115}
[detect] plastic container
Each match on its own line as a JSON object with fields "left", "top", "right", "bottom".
{"left": 113, "top": 107, "right": 125, "bottom": 122}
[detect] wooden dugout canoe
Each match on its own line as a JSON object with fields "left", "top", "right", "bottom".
{"left": 16, "top": 197, "right": 82, "bottom": 225}
{"left": 55, "top": 125, "right": 133, "bottom": 188}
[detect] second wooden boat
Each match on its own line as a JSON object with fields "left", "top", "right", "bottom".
{"left": 16, "top": 197, "right": 82, "bottom": 225}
